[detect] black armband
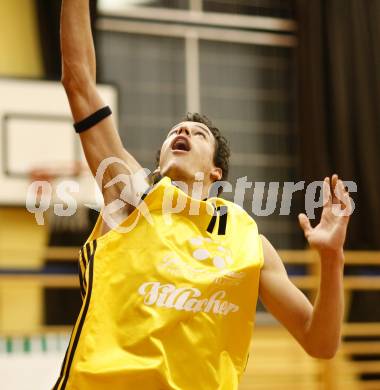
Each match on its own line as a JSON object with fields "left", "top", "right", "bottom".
{"left": 74, "top": 106, "right": 112, "bottom": 133}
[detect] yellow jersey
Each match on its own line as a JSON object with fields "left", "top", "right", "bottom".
{"left": 53, "top": 176, "right": 264, "bottom": 390}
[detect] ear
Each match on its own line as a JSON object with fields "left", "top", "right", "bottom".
{"left": 210, "top": 167, "right": 222, "bottom": 182}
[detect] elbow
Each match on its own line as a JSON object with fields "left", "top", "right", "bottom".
{"left": 305, "top": 343, "right": 339, "bottom": 360}
{"left": 308, "top": 349, "right": 337, "bottom": 360}
{"left": 301, "top": 321, "right": 341, "bottom": 360}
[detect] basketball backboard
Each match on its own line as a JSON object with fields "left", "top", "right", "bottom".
{"left": 0, "top": 78, "right": 118, "bottom": 207}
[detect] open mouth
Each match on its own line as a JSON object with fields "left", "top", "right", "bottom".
{"left": 171, "top": 136, "right": 191, "bottom": 152}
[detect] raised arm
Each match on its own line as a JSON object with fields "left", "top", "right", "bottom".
{"left": 60, "top": 0, "right": 147, "bottom": 231}
{"left": 259, "top": 175, "right": 351, "bottom": 359}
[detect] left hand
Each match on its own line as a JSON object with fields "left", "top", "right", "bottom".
{"left": 298, "top": 174, "right": 352, "bottom": 256}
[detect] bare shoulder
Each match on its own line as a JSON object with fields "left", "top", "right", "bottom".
{"left": 259, "top": 234, "right": 287, "bottom": 274}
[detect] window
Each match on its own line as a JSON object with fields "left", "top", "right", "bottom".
{"left": 96, "top": 2, "right": 300, "bottom": 248}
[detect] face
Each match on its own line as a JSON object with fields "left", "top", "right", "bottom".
{"left": 158, "top": 121, "right": 222, "bottom": 184}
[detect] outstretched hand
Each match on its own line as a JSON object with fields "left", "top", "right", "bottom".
{"left": 298, "top": 174, "right": 352, "bottom": 256}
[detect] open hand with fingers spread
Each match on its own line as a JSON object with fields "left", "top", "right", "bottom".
{"left": 298, "top": 174, "right": 352, "bottom": 258}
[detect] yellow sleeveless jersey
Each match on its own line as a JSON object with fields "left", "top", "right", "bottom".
{"left": 54, "top": 176, "right": 264, "bottom": 390}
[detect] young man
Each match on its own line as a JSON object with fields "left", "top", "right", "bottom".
{"left": 54, "top": 1, "right": 352, "bottom": 389}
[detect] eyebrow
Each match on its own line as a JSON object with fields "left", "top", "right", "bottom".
{"left": 194, "top": 124, "right": 212, "bottom": 136}
{"left": 168, "top": 123, "right": 212, "bottom": 137}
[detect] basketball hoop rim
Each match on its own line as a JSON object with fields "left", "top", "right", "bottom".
{"left": 29, "top": 161, "right": 88, "bottom": 183}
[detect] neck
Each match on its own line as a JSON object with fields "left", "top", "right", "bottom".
{"left": 169, "top": 177, "right": 213, "bottom": 200}
{"left": 186, "top": 180, "right": 212, "bottom": 200}
{"left": 160, "top": 168, "right": 217, "bottom": 200}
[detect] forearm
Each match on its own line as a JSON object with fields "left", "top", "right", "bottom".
{"left": 60, "top": 0, "right": 105, "bottom": 122}
{"left": 61, "top": 0, "right": 96, "bottom": 88}
{"left": 304, "top": 249, "right": 345, "bottom": 358}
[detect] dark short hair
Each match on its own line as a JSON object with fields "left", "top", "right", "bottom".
{"left": 156, "top": 112, "right": 230, "bottom": 182}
